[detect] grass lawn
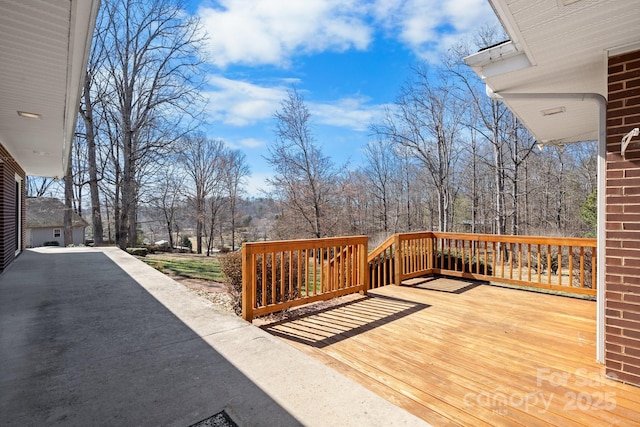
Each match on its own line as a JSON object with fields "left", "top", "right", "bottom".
{"left": 141, "top": 253, "right": 225, "bottom": 282}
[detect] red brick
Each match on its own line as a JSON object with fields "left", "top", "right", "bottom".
{"left": 606, "top": 309, "right": 621, "bottom": 318}
{"left": 608, "top": 87, "right": 640, "bottom": 102}
{"left": 606, "top": 196, "right": 640, "bottom": 205}
{"left": 625, "top": 294, "right": 640, "bottom": 304}
{"left": 606, "top": 213, "right": 635, "bottom": 221}
{"left": 621, "top": 363, "right": 640, "bottom": 376}
{"left": 606, "top": 291, "right": 622, "bottom": 301}
{"left": 606, "top": 233, "right": 640, "bottom": 242}
{"left": 607, "top": 300, "right": 640, "bottom": 312}
{"left": 608, "top": 117, "right": 623, "bottom": 127}
{"left": 609, "top": 64, "right": 625, "bottom": 75}
{"left": 609, "top": 100, "right": 624, "bottom": 109}
{"left": 610, "top": 52, "right": 640, "bottom": 66}
{"left": 606, "top": 222, "right": 622, "bottom": 231}
{"left": 607, "top": 343, "right": 623, "bottom": 353}
{"left": 625, "top": 346, "right": 640, "bottom": 358}
{"left": 606, "top": 326, "right": 622, "bottom": 335}
{"left": 608, "top": 317, "right": 640, "bottom": 330}
{"left": 622, "top": 241, "right": 640, "bottom": 250}
{"left": 626, "top": 96, "right": 640, "bottom": 107}
{"left": 606, "top": 248, "right": 640, "bottom": 258}
{"left": 606, "top": 333, "right": 640, "bottom": 349}
{"left": 624, "top": 114, "right": 640, "bottom": 125}
{"left": 606, "top": 240, "right": 622, "bottom": 249}
{"left": 623, "top": 311, "right": 640, "bottom": 322}
{"left": 607, "top": 283, "right": 640, "bottom": 293}
{"left": 605, "top": 361, "right": 622, "bottom": 372}
{"left": 607, "top": 105, "right": 640, "bottom": 118}
{"left": 624, "top": 258, "right": 640, "bottom": 268}
{"left": 608, "top": 369, "right": 640, "bottom": 386}
{"left": 608, "top": 70, "right": 640, "bottom": 84}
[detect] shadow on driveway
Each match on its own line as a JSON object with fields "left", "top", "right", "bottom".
{"left": 0, "top": 250, "right": 300, "bottom": 426}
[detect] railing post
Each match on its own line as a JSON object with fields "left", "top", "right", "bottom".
{"left": 241, "top": 243, "right": 254, "bottom": 322}
{"left": 394, "top": 234, "right": 402, "bottom": 286}
{"left": 361, "top": 238, "right": 369, "bottom": 295}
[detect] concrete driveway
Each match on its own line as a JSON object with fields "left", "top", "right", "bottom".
{"left": 0, "top": 247, "right": 428, "bottom": 427}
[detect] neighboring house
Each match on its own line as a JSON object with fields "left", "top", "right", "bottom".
{"left": 0, "top": 2, "right": 98, "bottom": 269}
{"left": 25, "top": 198, "right": 88, "bottom": 247}
{"left": 465, "top": 0, "right": 640, "bottom": 386}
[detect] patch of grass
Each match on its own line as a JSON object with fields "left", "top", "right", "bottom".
{"left": 141, "top": 256, "right": 225, "bottom": 282}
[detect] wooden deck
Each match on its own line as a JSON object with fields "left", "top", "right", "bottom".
{"left": 261, "top": 279, "right": 640, "bottom": 426}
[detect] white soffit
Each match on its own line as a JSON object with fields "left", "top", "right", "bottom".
{"left": 465, "top": 0, "right": 640, "bottom": 143}
{"left": 0, "top": 0, "right": 99, "bottom": 177}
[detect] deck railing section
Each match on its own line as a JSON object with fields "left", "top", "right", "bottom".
{"left": 242, "top": 236, "right": 368, "bottom": 321}
{"left": 367, "top": 232, "right": 597, "bottom": 297}
{"left": 243, "top": 232, "right": 596, "bottom": 321}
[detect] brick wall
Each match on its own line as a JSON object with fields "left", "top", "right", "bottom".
{"left": 606, "top": 50, "right": 640, "bottom": 386}
{"left": 0, "top": 144, "right": 26, "bottom": 270}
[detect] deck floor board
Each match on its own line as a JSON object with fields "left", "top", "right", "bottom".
{"left": 262, "top": 280, "right": 640, "bottom": 426}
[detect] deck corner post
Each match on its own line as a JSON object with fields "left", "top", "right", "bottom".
{"left": 394, "top": 234, "right": 402, "bottom": 286}
{"left": 241, "top": 243, "right": 254, "bottom": 322}
{"left": 361, "top": 238, "right": 369, "bottom": 295}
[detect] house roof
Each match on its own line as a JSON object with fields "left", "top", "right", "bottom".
{"left": 464, "top": 0, "right": 640, "bottom": 144}
{"left": 26, "top": 197, "right": 89, "bottom": 229}
{"left": 0, "top": 1, "right": 100, "bottom": 177}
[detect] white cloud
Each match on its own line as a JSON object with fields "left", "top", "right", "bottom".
{"left": 203, "top": 75, "right": 387, "bottom": 132}
{"left": 309, "top": 96, "right": 388, "bottom": 131}
{"left": 197, "top": 0, "right": 372, "bottom": 68}
{"left": 244, "top": 172, "right": 274, "bottom": 197}
{"left": 372, "top": 0, "right": 500, "bottom": 60}
{"left": 239, "top": 138, "right": 265, "bottom": 148}
{"left": 203, "top": 75, "right": 289, "bottom": 126}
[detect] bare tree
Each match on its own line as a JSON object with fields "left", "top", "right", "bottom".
{"left": 150, "top": 166, "right": 185, "bottom": 250}
{"left": 362, "top": 138, "right": 400, "bottom": 233}
{"left": 222, "top": 149, "right": 250, "bottom": 250}
{"left": 26, "top": 177, "right": 57, "bottom": 198}
{"left": 372, "top": 66, "right": 463, "bottom": 232}
{"left": 267, "top": 89, "right": 341, "bottom": 238}
{"left": 96, "top": 0, "right": 204, "bottom": 248}
{"left": 179, "top": 135, "right": 225, "bottom": 254}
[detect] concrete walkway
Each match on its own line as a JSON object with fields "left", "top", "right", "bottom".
{"left": 0, "top": 247, "right": 428, "bottom": 427}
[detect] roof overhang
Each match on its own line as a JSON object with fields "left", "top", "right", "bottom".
{"left": 0, "top": 0, "right": 100, "bottom": 177}
{"left": 464, "top": 0, "right": 640, "bottom": 144}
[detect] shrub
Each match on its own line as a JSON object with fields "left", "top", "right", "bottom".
{"left": 43, "top": 241, "right": 60, "bottom": 246}
{"left": 126, "top": 247, "right": 148, "bottom": 257}
{"left": 181, "top": 235, "right": 192, "bottom": 251}
{"left": 220, "top": 250, "right": 302, "bottom": 316}
{"left": 220, "top": 252, "right": 242, "bottom": 315}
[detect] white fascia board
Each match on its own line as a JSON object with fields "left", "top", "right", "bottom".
{"left": 61, "top": 0, "right": 101, "bottom": 177}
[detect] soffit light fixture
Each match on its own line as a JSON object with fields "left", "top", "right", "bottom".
{"left": 541, "top": 106, "right": 566, "bottom": 117}
{"left": 17, "top": 111, "right": 42, "bottom": 119}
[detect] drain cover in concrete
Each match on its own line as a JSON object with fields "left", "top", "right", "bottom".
{"left": 189, "top": 411, "right": 238, "bottom": 427}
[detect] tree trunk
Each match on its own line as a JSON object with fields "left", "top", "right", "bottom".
{"left": 81, "top": 73, "right": 104, "bottom": 245}
{"left": 64, "top": 146, "right": 74, "bottom": 247}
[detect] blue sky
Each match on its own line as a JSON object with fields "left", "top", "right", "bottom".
{"left": 185, "top": 0, "right": 500, "bottom": 196}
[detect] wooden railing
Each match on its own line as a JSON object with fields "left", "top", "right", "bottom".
{"left": 367, "top": 232, "right": 597, "bottom": 297}
{"left": 242, "top": 236, "right": 368, "bottom": 321}
{"left": 243, "top": 232, "right": 596, "bottom": 321}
